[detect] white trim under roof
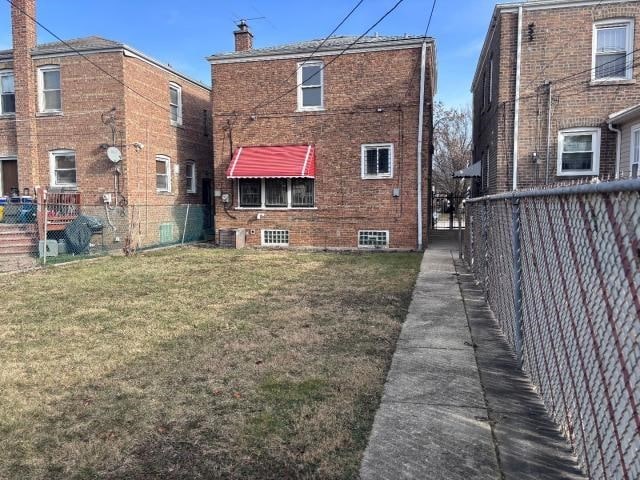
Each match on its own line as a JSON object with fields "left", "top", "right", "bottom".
{"left": 208, "top": 38, "right": 433, "bottom": 64}
{"left": 471, "top": 0, "right": 635, "bottom": 91}
{"left": 608, "top": 103, "right": 640, "bottom": 124}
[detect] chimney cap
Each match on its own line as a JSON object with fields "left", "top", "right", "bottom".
{"left": 235, "top": 19, "right": 251, "bottom": 33}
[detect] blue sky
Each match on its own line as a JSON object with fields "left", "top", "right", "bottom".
{"left": 0, "top": 0, "right": 497, "bottom": 107}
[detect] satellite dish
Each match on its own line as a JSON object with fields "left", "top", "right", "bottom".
{"left": 107, "top": 146, "right": 122, "bottom": 163}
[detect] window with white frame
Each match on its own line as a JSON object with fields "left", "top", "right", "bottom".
{"left": 49, "top": 149, "right": 76, "bottom": 187}
{"left": 593, "top": 19, "right": 634, "bottom": 81}
{"left": 238, "top": 178, "right": 314, "bottom": 208}
{"left": 169, "top": 83, "right": 182, "bottom": 125}
{"left": 358, "top": 230, "right": 389, "bottom": 248}
{"left": 38, "top": 66, "right": 61, "bottom": 113}
{"left": 156, "top": 155, "right": 171, "bottom": 192}
{"left": 185, "top": 161, "right": 196, "bottom": 193}
{"left": 557, "top": 128, "right": 601, "bottom": 176}
{"left": 0, "top": 70, "right": 15, "bottom": 114}
{"left": 631, "top": 125, "right": 640, "bottom": 178}
{"left": 297, "top": 61, "right": 323, "bottom": 110}
{"left": 262, "top": 229, "right": 289, "bottom": 246}
{"left": 362, "top": 144, "right": 393, "bottom": 179}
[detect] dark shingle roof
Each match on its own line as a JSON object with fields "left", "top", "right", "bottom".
{"left": 208, "top": 34, "right": 431, "bottom": 61}
{"left": 0, "top": 36, "right": 123, "bottom": 60}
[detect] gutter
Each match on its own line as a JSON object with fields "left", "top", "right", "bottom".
{"left": 512, "top": 5, "right": 523, "bottom": 191}
{"left": 416, "top": 41, "right": 427, "bottom": 250}
{"left": 607, "top": 121, "right": 622, "bottom": 179}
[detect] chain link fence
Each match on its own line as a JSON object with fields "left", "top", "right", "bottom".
{"left": 0, "top": 192, "right": 210, "bottom": 272}
{"left": 464, "top": 180, "right": 640, "bottom": 480}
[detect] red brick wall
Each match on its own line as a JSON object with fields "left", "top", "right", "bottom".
{"left": 474, "top": 3, "right": 640, "bottom": 193}
{"left": 211, "top": 45, "right": 434, "bottom": 249}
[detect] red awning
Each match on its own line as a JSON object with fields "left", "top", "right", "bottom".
{"left": 226, "top": 145, "right": 316, "bottom": 179}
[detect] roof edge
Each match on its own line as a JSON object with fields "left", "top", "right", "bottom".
{"left": 207, "top": 37, "right": 434, "bottom": 64}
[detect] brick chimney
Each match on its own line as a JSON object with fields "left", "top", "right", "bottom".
{"left": 234, "top": 20, "right": 253, "bottom": 52}
{"left": 11, "top": 0, "right": 39, "bottom": 193}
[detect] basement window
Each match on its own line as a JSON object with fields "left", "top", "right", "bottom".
{"left": 262, "top": 229, "right": 289, "bottom": 246}
{"left": 358, "top": 230, "right": 389, "bottom": 248}
{"left": 557, "top": 128, "right": 600, "bottom": 176}
{"left": 38, "top": 66, "right": 61, "bottom": 113}
{"left": 0, "top": 70, "right": 15, "bottom": 114}
{"left": 361, "top": 144, "right": 394, "bottom": 179}
{"left": 593, "top": 19, "right": 634, "bottom": 81}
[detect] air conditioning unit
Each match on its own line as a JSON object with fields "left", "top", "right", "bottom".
{"left": 219, "top": 228, "right": 246, "bottom": 249}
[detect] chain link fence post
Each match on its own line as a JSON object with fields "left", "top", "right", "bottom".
{"left": 511, "top": 196, "right": 523, "bottom": 366}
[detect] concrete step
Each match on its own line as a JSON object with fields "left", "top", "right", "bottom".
{"left": 0, "top": 244, "right": 38, "bottom": 255}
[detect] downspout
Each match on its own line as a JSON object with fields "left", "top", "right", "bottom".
{"left": 545, "top": 81, "right": 553, "bottom": 184}
{"left": 416, "top": 41, "right": 427, "bottom": 250}
{"left": 608, "top": 122, "right": 622, "bottom": 179}
{"left": 512, "top": 5, "right": 523, "bottom": 191}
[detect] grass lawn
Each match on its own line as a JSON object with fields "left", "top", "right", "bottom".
{"left": 1, "top": 247, "right": 422, "bottom": 479}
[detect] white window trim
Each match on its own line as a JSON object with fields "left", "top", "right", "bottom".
{"left": 49, "top": 149, "right": 77, "bottom": 188}
{"left": 592, "top": 18, "right": 634, "bottom": 82}
{"left": 361, "top": 143, "right": 394, "bottom": 179}
{"left": 631, "top": 123, "right": 640, "bottom": 177}
{"left": 169, "top": 82, "right": 183, "bottom": 126}
{"left": 185, "top": 160, "right": 197, "bottom": 193}
{"left": 557, "top": 127, "right": 601, "bottom": 176}
{"left": 156, "top": 155, "right": 172, "bottom": 193}
{"left": 0, "top": 70, "right": 15, "bottom": 115}
{"left": 297, "top": 61, "right": 324, "bottom": 112}
{"left": 37, "top": 65, "right": 62, "bottom": 113}
{"left": 236, "top": 178, "right": 315, "bottom": 209}
{"left": 261, "top": 229, "right": 290, "bottom": 247}
{"left": 358, "top": 230, "right": 390, "bottom": 249}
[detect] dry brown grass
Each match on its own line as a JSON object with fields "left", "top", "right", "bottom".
{"left": 0, "top": 247, "right": 421, "bottom": 479}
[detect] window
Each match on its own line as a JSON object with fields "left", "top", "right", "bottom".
{"left": 156, "top": 155, "right": 171, "bottom": 192}
{"left": 631, "top": 125, "right": 640, "bottom": 178}
{"left": 169, "top": 83, "right": 182, "bottom": 125}
{"left": 38, "top": 66, "right": 61, "bottom": 112}
{"left": 262, "top": 229, "right": 289, "bottom": 246}
{"left": 297, "top": 61, "right": 323, "bottom": 111}
{"left": 0, "top": 71, "right": 15, "bottom": 114}
{"left": 362, "top": 144, "right": 393, "bottom": 179}
{"left": 593, "top": 19, "right": 634, "bottom": 80}
{"left": 49, "top": 149, "right": 76, "bottom": 187}
{"left": 557, "top": 128, "right": 601, "bottom": 176}
{"left": 238, "top": 178, "right": 315, "bottom": 208}
{"left": 358, "top": 230, "right": 389, "bottom": 248}
{"left": 185, "top": 161, "right": 196, "bottom": 193}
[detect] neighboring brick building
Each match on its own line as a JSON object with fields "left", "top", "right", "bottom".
{"left": 208, "top": 24, "right": 436, "bottom": 250}
{"left": 472, "top": 0, "right": 640, "bottom": 194}
{"left": 0, "top": 0, "right": 211, "bottom": 248}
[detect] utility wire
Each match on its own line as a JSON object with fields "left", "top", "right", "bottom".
{"left": 250, "top": 0, "right": 406, "bottom": 112}
{"left": 279, "top": 0, "right": 365, "bottom": 84}
{"left": 6, "top": 0, "right": 209, "bottom": 137}
{"left": 404, "top": 0, "right": 437, "bottom": 99}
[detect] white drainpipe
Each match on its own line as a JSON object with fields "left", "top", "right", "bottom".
{"left": 417, "top": 41, "right": 427, "bottom": 250}
{"left": 608, "top": 122, "right": 622, "bottom": 179}
{"left": 512, "top": 5, "right": 523, "bottom": 191}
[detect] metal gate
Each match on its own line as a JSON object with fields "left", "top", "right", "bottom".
{"left": 431, "top": 193, "right": 466, "bottom": 231}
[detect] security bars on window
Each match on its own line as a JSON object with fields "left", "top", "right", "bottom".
{"left": 262, "top": 230, "right": 289, "bottom": 246}
{"left": 358, "top": 230, "right": 389, "bottom": 248}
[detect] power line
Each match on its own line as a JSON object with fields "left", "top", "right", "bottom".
{"left": 404, "top": 0, "right": 437, "bottom": 99}
{"left": 250, "top": 0, "right": 406, "bottom": 113}
{"left": 6, "top": 0, "right": 209, "bottom": 138}
{"left": 279, "top": 0, "right": 365, "bottom": 85}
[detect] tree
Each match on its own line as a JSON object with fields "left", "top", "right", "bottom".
{"left": 432, "top": 101, "right": 473, "bottom": 198}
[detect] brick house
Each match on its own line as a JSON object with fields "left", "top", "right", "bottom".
{"left": 0, "top": 0, "right": 212, "bottom": 249}
{"left": 471, "top": 0, "right": 640, "bottom": 195}
{"left": 208, "top": 24, "right": 436, "bottom": 250}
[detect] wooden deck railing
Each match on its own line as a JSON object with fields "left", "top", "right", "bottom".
{"left": 36, "top": 188, "right": 81, "bottom": 239}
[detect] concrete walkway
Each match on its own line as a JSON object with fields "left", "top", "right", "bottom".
{"left": 360, "top": 233, "right": 586, "bottom": 480}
